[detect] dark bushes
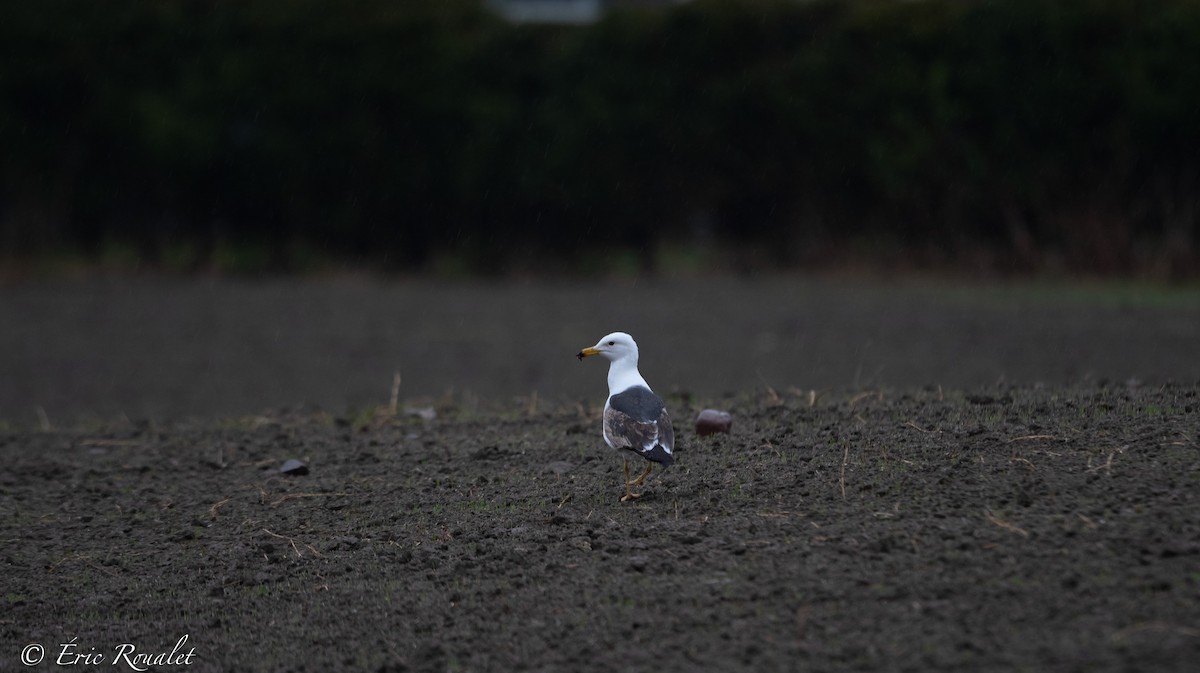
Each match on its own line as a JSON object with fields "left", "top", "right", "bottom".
{"left": 1, "top": 0, "right": 1197, "bottom": 275}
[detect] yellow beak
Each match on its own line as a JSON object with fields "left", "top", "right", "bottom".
{"left": 576, "top": 346, "right": 601, "bottom": 361}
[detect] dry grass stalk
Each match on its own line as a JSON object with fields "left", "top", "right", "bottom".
{"left": 80, "top": 439, "right": 142, "bottom": 447}
{"left": 1110, "top": 621, "right": 1200, "bottom": 642}
{"left": 208, "top": 497, "right": 231, "bottom": 519}
{"left": 261, "top": 528, "right": 321, "bottom": 558}
{"left": 270, "top": 492, "right": 350, "bottom": 507}
{"left": 1086, "top": 445, "right": 1126, "bottom": 475}
{"left": 984, "top": 510, "right": 1029, "bottom": 538}
{"left": 757, "top": 510, "right": 794, "bottom": 519}
{"left": 1166, "top": 432, "right": 1192, "bottom": 447}
{"left": 839, "top": 444, "right": 849, "bottom": 499}
{"left": 388, "top": 369, "right": 402, "bottom": 416}
{"left": 36, "top": 406, "right": 51, "bottom": 431}
{"left": 1006, "top": 434, "right": 1058, "bottom": 443}
{"left": 47, "top": 552, "right": 117, "bottom": 577}
{"left": 849, "top": 390, "right": 881, "bottom": 406}
{"left": 765, "top": 385, "right": 782, "bottom": 407}
{"left": 1010, "top": 456, "right": 1036, "bottom": 471}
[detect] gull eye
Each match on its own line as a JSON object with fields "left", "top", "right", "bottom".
{"left": 607, "top": 341, "right": 615, "bottom": 346}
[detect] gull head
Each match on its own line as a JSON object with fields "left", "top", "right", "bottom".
{"left": 576, "top": 331, "right": 639, "bottom": 363}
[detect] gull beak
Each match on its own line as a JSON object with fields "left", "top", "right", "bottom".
{"left": 576, "top": 346, "right": 601, "bottom": 361}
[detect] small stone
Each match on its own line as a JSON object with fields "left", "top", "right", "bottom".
{"left": 279, "top": 459, "right": 309, "bottom": 475}
{"left": 695, "top": 409, "right": 733, "bottom": 436}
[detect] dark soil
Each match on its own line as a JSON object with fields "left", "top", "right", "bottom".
{"left": 2, "top": 277, "right": 1198, "bottom": 427}
{"left": 2, "top": 278, "right": 1199, "bottom": 672}
{"left": 3, "top": 386, "right": 1199, "bottom": 672}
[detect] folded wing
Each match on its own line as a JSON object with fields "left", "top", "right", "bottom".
{"left": 604, "top": 386, "right": 674, "bottom": 466}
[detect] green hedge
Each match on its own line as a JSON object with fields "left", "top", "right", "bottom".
{"left": 2, "top": 0, "right": 1198, "bottom": 275}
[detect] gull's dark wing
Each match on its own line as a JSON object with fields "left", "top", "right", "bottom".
{"left": 604, "top": 386, "right": 674, "bottom": 466}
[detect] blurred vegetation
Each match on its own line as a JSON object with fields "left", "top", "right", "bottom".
{"left": 1, "top": 0, "right": 1198, "bottom": 277}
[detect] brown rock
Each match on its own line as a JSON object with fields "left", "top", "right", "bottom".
{"left": 695, "top": 409, "right": 733, "bottom": 436}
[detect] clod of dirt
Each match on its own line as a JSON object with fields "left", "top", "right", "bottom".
{"left": 695, "top": 409, "right": 733, "bottom": 435}
{"left": 279, "top": 458, "right": 309, "bottom": 475}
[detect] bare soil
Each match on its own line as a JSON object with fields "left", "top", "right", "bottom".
{"left": 2, "top": 277, "right": 1198, "bottom": 672}
{"left": 2, "top": 276, "right": 1197, "bottom": 426}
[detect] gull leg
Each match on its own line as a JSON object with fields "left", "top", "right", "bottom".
{"left": 621, "top": 458, "right": 641, "bottom": 501}
{"left": 626, "top": 462, "right": 653, "bottom": 486}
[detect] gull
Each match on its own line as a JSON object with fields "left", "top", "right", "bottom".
{"left": 577, "top": 332, "right": 675, "bottom": 501}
